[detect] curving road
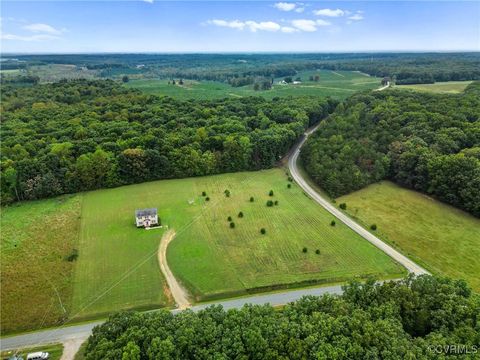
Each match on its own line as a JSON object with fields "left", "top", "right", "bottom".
{"left": 0, "top": 284, "right": 344, "bottom": 351}
{"left": 288, "top": 126, "right": 429, "bottom": 276}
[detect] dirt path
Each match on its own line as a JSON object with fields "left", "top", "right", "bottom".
{"left": 60, "top": 337, "right": 87, "bottom": 360}
{"left": 158, "top": 230, "right": 191, "bottom": 309}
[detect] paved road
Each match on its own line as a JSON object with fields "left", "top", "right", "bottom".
{"left": 0, "top": 284, "right": 343, "bottom": 351}
{"left": 288, "top": 127, "right": 430, "bottom": 276}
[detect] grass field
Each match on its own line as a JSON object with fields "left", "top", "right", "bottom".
{"left": 1, "top": 169, "right": 405, "bottom": 333}
{"left": 396, "top": 81, "right": 473, "bottom": 93}
{"left": 125, "top": 70, "right": 381, "bottom": 100}
{"left": 338, "top": 181, "right": 480, "bottom": 292}
{"left": 1, "top": 344, "right": 63, "bottom": 360}
{"left": 1, "top": 196, "right": 81, "bottom": 333}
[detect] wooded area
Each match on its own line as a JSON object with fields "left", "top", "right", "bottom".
{"left": 301, "top": 82, "right": 480, "bottom": 216}
{"left": 83, "top": 276, "right": 480, "bottom": 359}
{"left": 0, "top": 80, "right": 337, "bottom": 203}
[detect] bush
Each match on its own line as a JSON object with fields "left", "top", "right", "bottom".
{"left": 274, "top": 200, "right": 279, "bottom": 206}
{"left": 266, "top": 200, "right": 274, "bottom": 207}
{"left": 227, "top": 216, "right": 232, "bottom": 222}
{"left": 288, "top": 177, "right": 293, "bottom": 182}
{"left": 330, "top": 220, "right": 336, "bottom": 226}
{"left": 202, "top": 191, "right": 206, "bottom": 196}
{"left": 230, "top": 222, "right": 235, "bottom": 228}
{"left": 224, "top": 189, "right": 230, "bottom": 197}
{"left": 238, "top": 211, "right": 243, "bottom": 218}
{"left": 205, "top": 197, "right": 210, "bottom": 201}
{"left": 339, "top": 203, "right": 347, "bottom": 210}
{"left": 287, "top": 184, "right": 291, "bottom": 188}
{"left": 66, "top": 249, "right": 79, "bottom": 262}
{"left": 250, "top": 197, "right": 254, "bottom": 202}
{"left": 260, "top": 228, "right": 266, "bottom": 234}
{"left": 269, "top": 190, "right": 274, "bottom": 196}
{"left": 370, "top": 224, "right": 377, "bottom": 230}
{"left": 302, "top": 247, "right": 308, "bottom": 253}
{"left": 315, "top": 249, "right": 320, "bottom": 255}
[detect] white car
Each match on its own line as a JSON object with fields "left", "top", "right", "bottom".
{"left": 26, "top": 352, "right": 49, "bottom": 360}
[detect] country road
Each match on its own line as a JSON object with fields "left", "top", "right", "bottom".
{"left": 0, "top": 284, "right": 344, "bottom": 351}
{"left": 288, "top": 127, "right": 429, "bottom": 276}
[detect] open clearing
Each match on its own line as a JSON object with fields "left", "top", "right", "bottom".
{"left": 125, "top": 70, "right": 381, "bottom": 100}
{"left": 338, "top": 181, "right": 480, "bottom": 292}
{"left": 396, "top": 80, "right": 473, "bottom": 93}
{"left": 1, "top": 169, "right": 405, "bottom": 333}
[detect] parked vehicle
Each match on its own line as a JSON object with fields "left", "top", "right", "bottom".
{"left": 26, "top": 353, "right": 48, "bottom": 360}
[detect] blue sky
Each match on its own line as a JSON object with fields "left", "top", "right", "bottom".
{"left": 1, "top": 1, "right": 479, "bottom": 53}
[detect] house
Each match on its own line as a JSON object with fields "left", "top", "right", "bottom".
{"left": 135, "top": 208, "right": 159, "bottom": 228}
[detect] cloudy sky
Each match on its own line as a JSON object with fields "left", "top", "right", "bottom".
{"left": 1, "top": 1, "right": 479, "bottom": 53}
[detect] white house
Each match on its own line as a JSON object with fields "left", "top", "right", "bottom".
{"left": 135, "top": 208, "right": 159, "bottom": 228}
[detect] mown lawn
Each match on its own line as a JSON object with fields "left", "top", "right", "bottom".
{"left": 1, "top": 343, "right": 63, "bottom": 360}
{"left": 396, "top": 81, "right": 473, "bottom": 93}
{"left": 1, "top": 196, "right": 81, "bottom": 333}
{"left": 125, "top": 70, "right": 381, "bottom": 100}
{"left": 338, "top": 181, "right": 480, "bottom": 292}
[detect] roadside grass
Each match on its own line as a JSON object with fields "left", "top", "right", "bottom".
{"left": 396, "top": 81, "right": 473, "bottom": 93}
{"left": 124, "top": 70, "right": 381, "bottom": 100}
{"left": 1, "top": 196, "right": 81, "bottom": 334}
{"left": 1, "top": 343, "right": 63, "bottom": 360}
{"left": 337, "top": 181, "right": 480, "bottom": 292}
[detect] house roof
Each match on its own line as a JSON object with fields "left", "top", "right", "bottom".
{"left": 135, "top": 208, "right": 157, "bottom": 217}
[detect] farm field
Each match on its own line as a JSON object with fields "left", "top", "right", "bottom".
{"left": 396, "top": 80, "right": 473, "bottom": 93}
{"left": 125, "top": 70, "right": 381, "bottom": 100}
{"left": 0, "top": 196, "right": 81, "bottom": 333}
{"left": 1, "top": 169, "right": 405, "bottom": 333}
{"left": 337, "top": 181, "right": 480, "bottom": 292}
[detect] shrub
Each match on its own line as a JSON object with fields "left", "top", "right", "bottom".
{"left": 224, "top": 189, "right": 230, "bottom": 197}
{"left": 274, "top": 200, "right": 279, "bottom": 206}
{"left": 250, "top": 197, "right": 254, "bottom": 202}
{"left": 288, "top": 176, "right": 293, "bottom": 182}
{"left": 260, "top": 228, "right": 266, "bottom": 234}
{"left": 339, "top": 203, "right": 347, "bottom": 210}
{"left": 238, "top": 211, "right": 243, "bottom": 218}
{"left": 370, "top": 224, "right": 377, "bottom": 230}
{"left": 302, "top": 247, "right": 308, "bottom": 253}
{"left": 269, "top": 190, "right": 274, "bottom": 196}
{"left": 227, "top": 216, "right": 232, "bottom": 222}
{"left": 266, "top": 200, "right": 274, "bottom": 207}
{"left": 287, "top": 184, "right": 291, "bottom": 188}
{"left": 315, "top": 249, "right": 320, "bottom": 255}
{"left": 330, "top": 220, "right": 336, "bottom": 226}
{"left": 230, "top": 222, "right": 235, "bottom": 228}
{"left": 202, "top": 191, "right": 206, "bottom": 196}
{"left": 205, "top": 197, "right": 210, "bottom": 201}
{"left": 66, "top": 249, "right": 79, "bottom": 262}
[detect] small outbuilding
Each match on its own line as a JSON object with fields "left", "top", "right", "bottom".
{"left": 135, "top": 208, "right": 159, "bottom": 228}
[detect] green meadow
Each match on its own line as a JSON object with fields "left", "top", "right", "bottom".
{"left": 396, "top": 80, "right": 473, "bottom": 93}
{"left": 338, "top": 181, "right": 480, "bottom": 292}
{"left": 1, "top": 169, "right": 405, "bottom": 332}
{"left": 124, "top": 70, "right": 381, "bottom": 100}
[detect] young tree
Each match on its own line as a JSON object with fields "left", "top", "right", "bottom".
{"left": 302, "top": 247, "right": 308, "bottom": 253}
{"left": 250, "top": 197, "right": 254, "bottom": 202}
{"left": 330, "top": 220, "right": 336, "bottom": 226}
{"left": 230, "top": 222, "right": 235, "bottom": 228}
{"left": 266, "top": 200, "right": 274, "bottom": 207}
{"left": 122, "top": 75, "right": 129, "bottom": 83}
{"left": 339, "top": 203, "right": 347, "bottom": 210}
{"left": 370, "top": 224, "right": 377, "bottom": 230}
{"left": 260, "top": 228, "right": 266, "bottom": 234}
{"left": 269, "top": 190, "right": 274, "bottom": 196}
{"left": 227, "top": 216, "right": 232, "bottom": 222}
{"left": 238, "top": 211, "right": 243, "bottom": 218}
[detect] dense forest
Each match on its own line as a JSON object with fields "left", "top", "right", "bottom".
{"left": 0, "top": 80, "right": 337, "bottom": 203}
{"left": 301, "top": 82, "right": 480, "bottom": 217}
{"left": 2, "top": 53, "right": 479, "bottom": 85}
{"left": 83, "top": 276, "right": 479, "bottom": 359}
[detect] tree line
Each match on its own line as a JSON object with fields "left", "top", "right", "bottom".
{"left": 82, "top": 275, "right": 480, "bottom": 359}
{"left": 301, "top": 82, "right": 480, "bottom": 217}
{"left": 0, "top": 79, "right": 337, "bottom": 204}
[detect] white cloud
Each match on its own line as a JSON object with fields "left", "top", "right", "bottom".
{"left": 295, "top": 7, "right": 305, "bottom": 13}
{"left": 281, "top": 26, "right": 298, "bottom": 33}
{"left": 291, "top": 19, "right": 317, "bottom": 32}
{"left": 207, "top": 19, "right": 281, "bottom": 32}
{"left": 1, "top": 33, "right": 60, "bottom": 41}
{"left": 348, "top": 13, "right": 364, "bottom": 21}
{"left": 143, "top": 0, "right": 154, "bottom": 3}
{"left": 313, "top": 8, "right": 345, "bottom": 17}
{"left": 23, "top": 23, "right": 65, "bottom": 35}
{"left": 274, "top": 2, "right": 296, "bottom": 12}
{"left": 316, "top": 19, "right": 331, "bottom": 26}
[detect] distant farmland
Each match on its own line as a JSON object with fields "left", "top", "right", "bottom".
{"left": 338, "top": 181, "right": 480, "bottom": 292}
{"left": 1, "top": 168, "right": 405, "bottom": 332}
{"left": 124, "top": 70, "right": 381, "bottom": 100}
{"left": 396, "top": 80, "right": 473, "bottom": 93}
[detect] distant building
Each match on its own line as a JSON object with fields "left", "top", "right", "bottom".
{"left": 293, "top": 81, "right": 302, "bottom": 84}
{"left": 381, "top": 77, "right": 391, "bottom": 86}
{"left": 135, "top": 208, "right": 159, "bottom": 228}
